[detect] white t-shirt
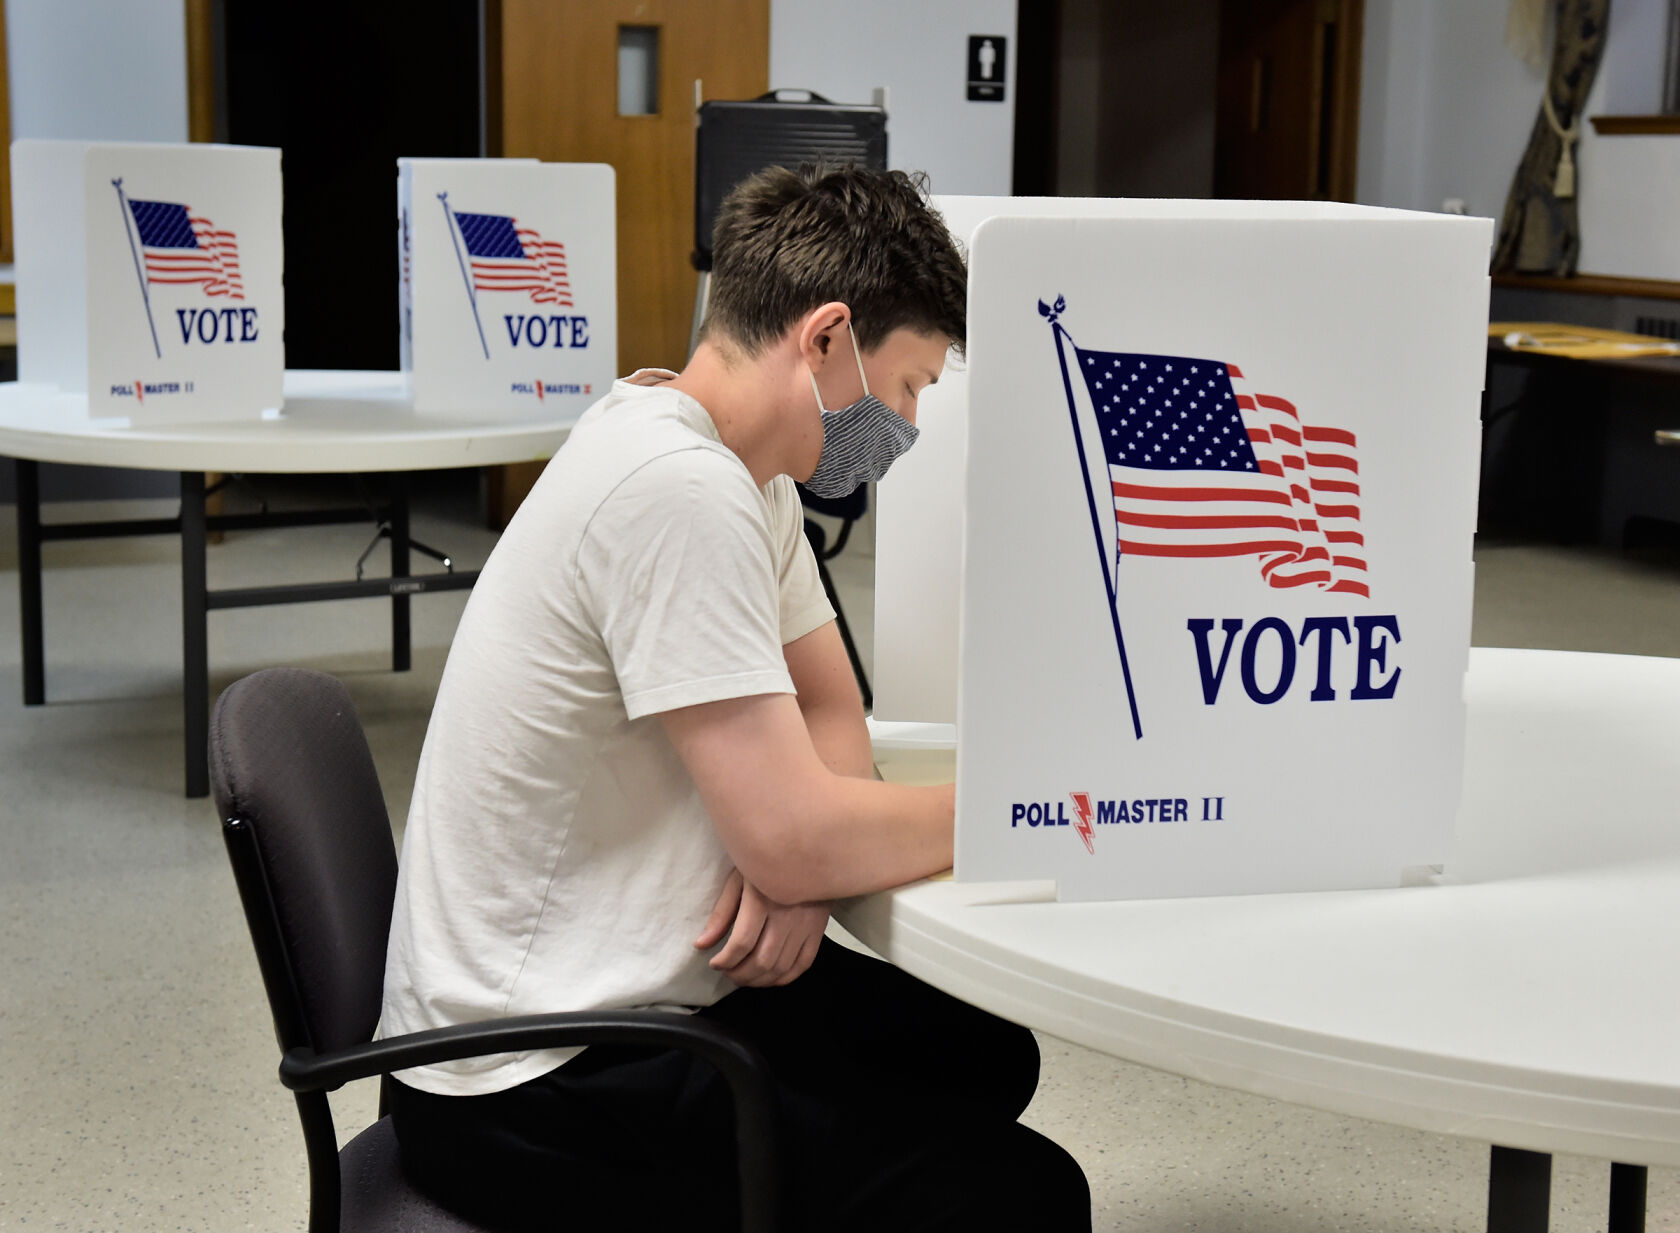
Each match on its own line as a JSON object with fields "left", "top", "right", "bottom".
{"left": 380, "top": 372, "right": 835, "bottom": 1097}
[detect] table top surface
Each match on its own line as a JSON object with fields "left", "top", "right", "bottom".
{"left": 838, "top": 647, "right": 1680, "bottom": 1166}
{"left": 1486, "top": 334, "right": 1680, "bottom": 381}
{"left": 0, "top": 372, "right": 576, "bottom": 472}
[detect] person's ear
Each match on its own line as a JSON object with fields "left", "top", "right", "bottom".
{"left": 797, "top": 302, "right": 851, "bottom": 370}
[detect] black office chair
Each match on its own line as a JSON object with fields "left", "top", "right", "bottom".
{"left": 798, "top": 483, "right": 873, "bottom": 710}
{"left": 210, "top": 667, "right": 780, "bottom": 1233}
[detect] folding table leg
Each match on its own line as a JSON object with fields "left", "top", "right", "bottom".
{"left": 389, "top": 472, "right": 411, "bottom": 673}
{"left": 181, "top": 471, "right": 210, "bottom": 799}
{"left": 1487, "top": 1145, "right": 1551, "bottom": 1233}
{"left": 16, "top": 459, "right": 45, "bottom": 705}
{"left": 816, "top": 555, "right": 872, "bottom": 711}
{"left": 1608, "top": 1162, "right": 1647, "bottom": 1233}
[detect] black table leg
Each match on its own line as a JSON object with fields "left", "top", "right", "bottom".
{"left": 1488, "top": 1145, "right": 1551, "bottom": 1233}
{"left": 181, "top": 471, "right": 209, "bottom": 799}
{"left": 389, "top": 472, "right": 411, "bottom": 673}
{"left": 1608, "top": 1163, "right": 1647, "bottom": 1233}
{"left": 16, "top": 459, "right": 44, "bottom": 705}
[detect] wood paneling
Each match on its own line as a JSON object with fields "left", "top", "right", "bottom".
{"left": 185, "top": 0, "right": 215, "bottom": 143}
{"left": 489, "top": 0, "right": 769, "bottom": 524}
{"left": 0, "top": 6, "right": 11, "bottom": 264}
{"left": 1493, "top": 272, "right": 1680, "bottom": 302}
{"left": 498, "top": 0, "right": 769, "bottom": 373}
{"left": 185, "top": 0, "right": 219, "bottom": 529}
{"left": 1589, "top": 115, "right": 1680, "bottom": 136}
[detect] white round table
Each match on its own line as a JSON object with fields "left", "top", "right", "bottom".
{"left": 841, "top": 648, "right": 1680, "bottom": 1231}
{"left": 0, "top": 373, "right": 576, "bottom": 795}
{"left": 0, "top": 370, "right": 572, "bottom": 473}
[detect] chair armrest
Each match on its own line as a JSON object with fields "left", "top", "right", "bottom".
{"left": 286, "top": 1010, "right": 781, "bottom": 1233}
{"left": 278, "top": 1009, "right": 765, "bottom": 1094}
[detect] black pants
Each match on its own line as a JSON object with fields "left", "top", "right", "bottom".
{"left": 390, "top": 938, "right": 1092, "bottom": 1232}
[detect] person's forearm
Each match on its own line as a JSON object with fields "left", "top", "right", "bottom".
{"left": 664, "top": 691, "right": 951, "bottom": 905}
{"left": 769, "top": 777, "right": 953, "bottom": 903}
{"left": 800, "top": 694, "right": 875, "bottom": 779}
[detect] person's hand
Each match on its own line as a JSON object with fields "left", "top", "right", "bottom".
{"left": 694, "top": 868, "right": 829, "bottom": 988}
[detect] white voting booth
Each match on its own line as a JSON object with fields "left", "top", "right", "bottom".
{"left": 876, "top": 198, "right": 1492, "bottom": 902}
{"left": 400, "top": 158, "right": 616, "bottom": 418}
{"left": 10, "top": 140, "right": 284, "bottom": 424}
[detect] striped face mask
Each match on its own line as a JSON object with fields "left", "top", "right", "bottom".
{"left": 803, "top": 322, "right": 920, "bottom": 499}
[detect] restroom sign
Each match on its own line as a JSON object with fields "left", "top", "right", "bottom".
{"left": 967, "top": 35, "right": 1006, "bottom": 102}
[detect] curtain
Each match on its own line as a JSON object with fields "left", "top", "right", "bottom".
{"left": 1492, "top": 0, "right": 1612, "bottom": 276}
{"left": 1505, "top": 0, "right": 1552, "bottom": 69}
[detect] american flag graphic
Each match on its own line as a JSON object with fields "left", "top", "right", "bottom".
{"left": 126, "top": 199, "right": 243, "bottom": 299}
{"left": 1075, "top": 346, "right": 1367, "bottom": 598}
{"left": 451, "top": 211, "right": 572, "bottom": 305}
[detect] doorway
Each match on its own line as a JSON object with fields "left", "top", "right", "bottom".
{"left": 1214, "top": 0, "right": 1363, "bottom": 201}
{"left": 1012, "top": 0, "right": 1362, "bottom": 203}
{"left": 485, "top": 0, "right": 770, "bottom": 522}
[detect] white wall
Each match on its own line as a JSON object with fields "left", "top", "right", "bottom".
{"left": 1598, "top": 0, "right": 1670, "bottom": 114}
{"left": 769, "top": 0, "right": 1017, "bottom": 196}
{"left": 1357, "top": 0, "right": 1680, "bottom": 279}
{"left": 6, "top": 0, "right": 187, "bottom": 142}
{"left": 1357, "top": 0, "right": 1543, "bottom": 218}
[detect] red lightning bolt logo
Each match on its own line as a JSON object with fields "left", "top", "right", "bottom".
{"left": 1069, "top": 792, "right": 1095, "bottom": 854}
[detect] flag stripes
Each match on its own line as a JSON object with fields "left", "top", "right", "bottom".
{"left": 127, "top": 199, "right": 244, "bottom": 299}
{"left": 1075, "top": 344, "right": 1368, "bottom": 597}
{"left": 452, "top": 211, "right": 573, "bottom": 306}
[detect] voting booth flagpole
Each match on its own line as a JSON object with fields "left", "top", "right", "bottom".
{"left": 1043, "top": 296, "right": 1143, "bottom": 739}
{"left": 112, "top": 179, "right": 162, "bottom": 359}
{"left": 438, "top": 192, "right": 490, "bottom": 360}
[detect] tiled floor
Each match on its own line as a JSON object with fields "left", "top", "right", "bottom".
{"left": 1, "top": 477, "right": 1676, "bottom": 1231}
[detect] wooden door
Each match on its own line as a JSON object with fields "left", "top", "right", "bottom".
{"left": 488, "top": 0, "right": 770, "bottom": 524}
{"left": 1214, "top": 0, "right": 1361, "bottom": 201}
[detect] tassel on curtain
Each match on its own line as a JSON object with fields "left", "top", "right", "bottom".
{"left": 1492, "top": 0, "right": 1611, "bottom": 276}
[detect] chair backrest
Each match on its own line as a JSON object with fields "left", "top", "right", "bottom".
{"left": 797, "top": 480, "right": 868, "bottom": 524}
{"left": 210, "top": 667, "right": 398, "bottom": 1057}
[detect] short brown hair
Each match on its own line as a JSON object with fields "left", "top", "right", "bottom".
{"left": 701, "top": 165, "right": 967, "bottom": 357}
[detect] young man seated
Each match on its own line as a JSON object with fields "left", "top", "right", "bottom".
{"left": 379, "top": 165, "right": 1092, "bottom": 1232}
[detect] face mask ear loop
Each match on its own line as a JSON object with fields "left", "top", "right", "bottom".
{"left": 847, "top": 320, "right": 871, "bottom": 397}
{"left": 808, "top": 367, "right": 827, "bottom": 414}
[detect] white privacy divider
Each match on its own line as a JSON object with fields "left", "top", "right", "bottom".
{"left": 400, "top": 158, "right": 616, "bottom": 420}
{"left": 13, "top": 139, "right": 283, "bottom": 424}
{"left": 876, "top": 199, "right": 1490, "bottom": 901}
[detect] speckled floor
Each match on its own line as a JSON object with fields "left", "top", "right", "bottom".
{"left": 1, "top": 476, "right": 1676, "bottom": 1231}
